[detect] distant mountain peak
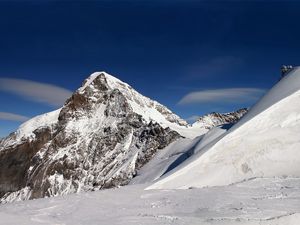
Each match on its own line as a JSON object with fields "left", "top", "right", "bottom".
{"left": 192, "top": 108, "right": 248, "bottom": 130}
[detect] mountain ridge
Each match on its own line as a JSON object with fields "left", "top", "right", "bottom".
{"left": 0, "top": 71, "right": 247, "bottom": 203}
{"left": 192, "top": 108, "right": 248, "bottom": 129}
{"left": 149, "top": 67, "right": 300, "bottom": 189}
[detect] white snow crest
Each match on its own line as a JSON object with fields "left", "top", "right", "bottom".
{"left": 149, "top": 67, "right": 300, "bottom": 189}
{"left": 0, "top": 108, "right": 61, "bottom": 150}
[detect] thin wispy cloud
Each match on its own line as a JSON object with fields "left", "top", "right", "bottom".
{"left": 0, "top": 78, "right": 72, "bottom": 107}
{"left": 0, "top": 112, "right": 29, "bottom": 122}
{"left": 186, "top": 56, "right": 244, "bottom": 79}
{"left": 178, "top": 88, "right": 265, "bottom": 105}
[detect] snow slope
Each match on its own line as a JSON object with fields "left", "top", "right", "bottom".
{"left": 0, "top": 177, "right": 300, "bottom": 225}
{"left": 131, "top": 126, "right": 227, "bottom": 185}
{"left": 149, "top": 67, "right": 300, "bottom": 189}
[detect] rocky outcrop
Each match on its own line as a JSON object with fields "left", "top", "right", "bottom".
{"left": 0, "top": 72, "right": 182, "bottom": 203}
{"left": 193, "top": 108, "right": 248, "bottom": 129}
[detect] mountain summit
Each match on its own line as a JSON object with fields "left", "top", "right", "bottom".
{"left": 0, "top": 72, "right": 245, "bottom": 202}
{"left": 0, "top": 72, "right": 187, "bottom": 202}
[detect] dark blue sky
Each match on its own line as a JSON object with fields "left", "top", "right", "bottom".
{"left": 1, "top": 0, "right": 300, "bottom": 137}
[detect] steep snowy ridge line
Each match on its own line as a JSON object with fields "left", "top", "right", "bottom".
{"left": 1, "top": 177, "right": 300, "bottom": 225}
{"left": 230, "top": 67, "right": 300, "bottom": 131}
{"left": 149, "top": 66, "right": 300, "bottom": 189}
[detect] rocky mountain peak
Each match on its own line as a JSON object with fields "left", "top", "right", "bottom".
{"left": 0, "top": 71, "right": 184, "bottom": 203}
{"left": 0, "top": 71, "right": 244, "bottom": 203}
{"left": 79, "top": 72, "right": 188, "bottom": 127}
{"left": 192, "top": 108, "right": 248, "bottom": 130}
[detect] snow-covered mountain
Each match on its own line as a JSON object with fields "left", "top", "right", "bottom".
{"left": 0, "top": 71, "right": 251, "bottom": 203}
{"left": 0, "top": 72, "right": 189, "bottom": 202}
{"left": 192, "top": 108, "right": 248, "bottom": 129}
{"left": 1, "top": 69, "right": 300, "bottom": 225}
{"left": 149, "top": 67, "right": 300, "bottom": 189}
{"left": 1, "top": 71, "right": 245, "bottom": 203}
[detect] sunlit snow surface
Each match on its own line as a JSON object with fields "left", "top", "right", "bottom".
{"left": 149, "top": 67, "right": 300, "bottom": 189}
{"left": 0, "top": 178, "right": 300, "bottom": 225}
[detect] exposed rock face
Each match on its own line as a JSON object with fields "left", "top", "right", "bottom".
{"left": 0, "top": 72, "right": 248, "bottom": 203}
{"left": 193, "top": 108, "right": 248, "bottom": 130}
{"left": 0, "top": 127, "right": 53, "bottom": 198}
{"left": 0, "top": 72, "right": 181, "bottom": 203}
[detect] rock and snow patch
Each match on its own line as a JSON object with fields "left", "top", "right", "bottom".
{"left": 80, "top": 72, "right": 191, "bottom": 134}
{"left": 192, "top": 108, "right": 248, "bottom": 129}
{"left": 0, "top": 109, "right": 61, "bottom": 151}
